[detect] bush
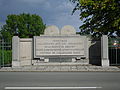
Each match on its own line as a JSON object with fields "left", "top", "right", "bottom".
{"left": 0, "top": 50, "right": 12, "bottom": 66}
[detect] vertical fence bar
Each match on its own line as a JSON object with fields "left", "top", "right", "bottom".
{"left": 10, "top": 40, "right": 12, "bottom": 65}
{"left": 2, "top": 38, "right": 4, "bottom": 67}
{"left": 115, "top": 46, "right": 117, "bottom": 65}
{"left": 5, "top": 39, "right": 6, "bottom": 65}
{"left": 0, "top": 39, "right": 1, "bottom": 68}
{"left": 4, "top": 40, "right": 8, "bottom": 65}
{"left": 118, "top": 48, "right": 120, "bottom": 64}
{"left": 109, "top": 37, "right": 120, "bottom": 66}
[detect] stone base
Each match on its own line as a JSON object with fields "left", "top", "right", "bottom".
{"left": 102, "top": 60, "right": 109, "bottom": 67}
{"left": 44, "top": 59, "right": 49, "bottom": 63}
{"left": 20, "top": 60, "right": 32, "bottom": 66}
{"left": 12, "top": 61, "right": 20, "bottom": 67}
{"left": 32, "top": 59, "right": 89, "bottom": 65}
{"left": 72, "top": 58, "right": 76, "bottom": 62}
{"left": 77, "top": 59, "right": 89, "bottom": 64}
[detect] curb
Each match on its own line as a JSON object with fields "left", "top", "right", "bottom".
{"left": 0, "top": 66, "right": 120, "bottom": 72}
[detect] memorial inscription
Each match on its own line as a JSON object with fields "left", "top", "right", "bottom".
{"left": 34, "top": 36, "right": 85, "bottom": 58}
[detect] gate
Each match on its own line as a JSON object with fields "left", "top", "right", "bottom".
{"left": 0, "top": 38, "right": 12, "bottom": 67}
{"left": 109, "top": 37, "right": 120, "bottom": 65}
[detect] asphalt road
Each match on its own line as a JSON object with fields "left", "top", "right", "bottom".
{"left": 0, "top": 72, "right": 120, "bottom": 90}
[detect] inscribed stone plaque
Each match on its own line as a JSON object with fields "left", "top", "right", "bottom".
{"left": 34, "top": 36, "right": 85, "bottom": 58}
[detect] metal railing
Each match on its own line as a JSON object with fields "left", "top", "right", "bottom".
{"left": 0, "top": 38, "right": 12, "bottom": 67}
{"left": 109, "top": 37, "right": 120, "bottom": 65}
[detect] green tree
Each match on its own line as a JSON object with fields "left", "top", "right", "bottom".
{"left": 0, "top": 13, "right": 46, "bottom": 40}
{"left": 71, "top": 0, "right": 120, "bottom": 37}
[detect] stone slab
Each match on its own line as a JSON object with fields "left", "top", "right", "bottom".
{"left": 34, "top": 35, "right": 86, "bottom": 58}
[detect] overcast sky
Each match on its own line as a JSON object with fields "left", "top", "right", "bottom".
{"left": 0, "top": 0, "right": 82, "bottom": 32}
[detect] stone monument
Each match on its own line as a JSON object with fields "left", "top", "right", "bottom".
{"left": 12, "top": 25, "right": 110, "bottom": 67}
{"left": 12, "top": 25, "right": 89, "bottom": 67}
{"left": 34, "top": 25, "right": 88, "bottom": 63}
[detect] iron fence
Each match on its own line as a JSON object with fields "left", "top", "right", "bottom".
{"left": 109, "top": 37, "right": 120, "bottom": 65}
{"left": 0, "top": 38, "right": 12, "bottom": 67}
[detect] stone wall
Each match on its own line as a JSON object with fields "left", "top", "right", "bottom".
{"left": 19, "top": 38, "right": 33, "bottom": 66}
{"left": 12, "top": 37, "right": 33, "bottom": 67}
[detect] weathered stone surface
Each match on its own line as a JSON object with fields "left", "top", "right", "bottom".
{"left": 19, "top": 39, "right": 33, "bottom": 66}
{"left": 12, "top": 36, "right": 20, "bottom": 67}
{"left": 101, "top": 35, "right": 109, "bottom": 67}
{"left": 44, "top": 25, "right": 59, "bottom": 35}
{"left": 34, "top": 35, "right": 86, "bottom": 58}
{"left": 1, "top": 65, "right": 120, "bottom": 72}
{"left": 61, "top": 25, "right": 76, "bottom": 35}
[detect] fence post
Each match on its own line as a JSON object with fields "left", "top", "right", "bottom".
{"left": 12, "top": 36, "right": 20, "bottom": 67}
{"left": 101, "top": 35, "right": 109, "bottom": 67}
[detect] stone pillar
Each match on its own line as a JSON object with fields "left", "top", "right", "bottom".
{"left": 12, "top": 36, "right": 20, "bottom": 67}
{"left": 101, "top": 35, "right": 109, "bottom": 67}
{"left": 84, "top": 37, "right": 89, "bottom": 64}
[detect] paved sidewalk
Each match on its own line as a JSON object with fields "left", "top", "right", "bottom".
{"left": 0, "top": 65, "right": 120, "bottom": 72}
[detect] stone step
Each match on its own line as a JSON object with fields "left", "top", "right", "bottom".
{"left": 32, "top": 62, "right": 92, "bottom": 66}
{"left": 1, "top": 65, "right": 119, "bottom": 72}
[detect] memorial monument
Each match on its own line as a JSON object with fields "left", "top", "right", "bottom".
{"left": 34, "top": 25, "right": 88, "bottom": 63}
{"left": 12, "top": 25, "right": 109, "bottom": 67}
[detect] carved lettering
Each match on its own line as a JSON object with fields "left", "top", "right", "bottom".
{"left": 34, "top": 36, "right": 85, "bottom": 56}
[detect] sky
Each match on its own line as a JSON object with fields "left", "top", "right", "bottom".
{"left": 0, "top": 0, "right": 82, "bottom": 32}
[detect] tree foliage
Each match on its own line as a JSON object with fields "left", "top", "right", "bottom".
{"left": 0, "top": 13, "right": 46, "bottom": 40}
{"left": 71, "top": 0, "right": 120, "bottom": 37}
